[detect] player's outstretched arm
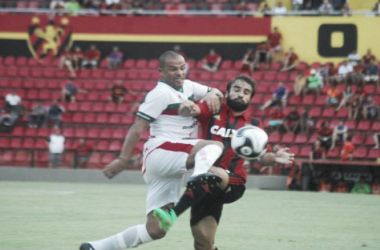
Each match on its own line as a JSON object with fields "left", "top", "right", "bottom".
{"left": 178, "top": 100, "right": 201, "bottom": 117}
{"left": 203, "top": 88, "right": 223, "bottom": 114}
{"left": 103, "top": 117, "right": 150, "bottom": 179}
{"left": 260, "top": 147, "right": 295, "bottom": 166}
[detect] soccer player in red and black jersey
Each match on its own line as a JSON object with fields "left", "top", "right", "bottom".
{"left": 154, "top": 75, "right": 294, "bottom": 250}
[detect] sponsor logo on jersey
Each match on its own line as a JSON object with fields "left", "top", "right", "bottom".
{"left": 183, "top": 121, "right": 197, "bottom": 129}
{"left": 210, "top": 125, "right": 236, "bottom": 138}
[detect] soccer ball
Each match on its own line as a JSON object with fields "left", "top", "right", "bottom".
{"left": 231, "top": 125, "right": 268, "bottom": 160}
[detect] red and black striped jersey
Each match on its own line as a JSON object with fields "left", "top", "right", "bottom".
{"left": 196, "top": 102, "right": 263, "bottom": 181}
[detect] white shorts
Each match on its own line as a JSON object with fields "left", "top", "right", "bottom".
{"left": 364, "top": 75, "right": 379, "bottom": 82}
{"left": 142, "top": 138, "right": 201, "bottom": 214}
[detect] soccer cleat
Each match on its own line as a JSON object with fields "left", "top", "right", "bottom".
{"left": 79, "top": 243, "right": 95, "bottom": 250}
{"left": 186, "top": 172, "right": 222, "bottom": 191}
{"left": 153, "top": 208, "right": 177, "bottom": 231}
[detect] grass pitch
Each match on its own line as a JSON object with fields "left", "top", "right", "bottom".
{"left": 0, "top": 181, "right": 379, "bottom": 250}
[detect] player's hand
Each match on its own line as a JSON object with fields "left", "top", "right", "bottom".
{"left": 274, "top": 148, "right": 295, "bottom": 164}
{"left": 103, "top": 158, "right": 128, "bottom": 179}
{"left": 203, "top": 89, "right": 223, "bottom": 114}
{"left": 179, "top": 100, "right": 199, "bottom": 116}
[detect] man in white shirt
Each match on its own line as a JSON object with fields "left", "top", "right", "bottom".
{"left": 319, "top": 0, "right": 333, "bottom": 14}
{"left": 50, "top": 0, "right": 66, "bottom": 10}
{"left": 273, "top": 1, "right": 287, "bottom": 15}
{"left": 47, "top": 128, "right": 65, "bottom": 168}
{"left": 292, "top": 0, "right": 303, "bottom": 10}
{"left": 337, "top": 60, "right": 353, "bottom": 83}
{"left": 80, "top": 51, "right": 223, "bottom": 250}
{"left": 2, "top": 89, "right": 21, "bottom": 113}
{"left": 347, "top": 50, "right": 361, "bottom": 67}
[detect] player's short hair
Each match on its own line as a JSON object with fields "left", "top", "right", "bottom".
{"left": 158, "top": 51, "right": 183, "bottom": 68}
{"left": 226, "top": 75, "right": 256, "bottom": 98}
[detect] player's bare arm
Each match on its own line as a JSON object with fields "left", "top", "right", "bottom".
{"left": 202, "top": 88, "right": 223, "bottom": 114}
{"left": 178, "top": 100, "right": 201, "bottom": 117}
{"left": 260, "top": 147, "right": 295, "bottom": 166}
{"left": 103, "top": 117, "right": 150, "bottom": 179}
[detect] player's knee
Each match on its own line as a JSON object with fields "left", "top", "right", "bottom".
{"left": 194, "top": 236, "right": 213, "bottom": 250}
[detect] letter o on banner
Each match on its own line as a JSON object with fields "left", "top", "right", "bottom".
{"left": 318, "top": 24, "right": 357, "bottom": 57}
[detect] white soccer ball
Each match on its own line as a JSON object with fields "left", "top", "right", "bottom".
{"left": 231, "top": 125, "right": 268, "bottom": 160}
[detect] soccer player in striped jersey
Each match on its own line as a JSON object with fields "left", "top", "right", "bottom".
{"left": 79, "top": 51, "right": 224, "bottom": 250}
{"left": 154, "top": 75, "right": 294, "bottom": 250}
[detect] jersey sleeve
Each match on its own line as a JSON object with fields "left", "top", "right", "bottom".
{"left": 196, "top": 102, "right": 212, "bottom": 124}
{"left": 136, "top": 90, "right": 167, "bottom": 122}
{"left": 187, "top": 80, "right": 211, "bottom": 101}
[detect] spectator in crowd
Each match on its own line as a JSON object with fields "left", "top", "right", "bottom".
{"left": 268, "top": 27, "right": 283, "bottom": 62}
{"left": 268, "top": 106, "right": 285, "bottom": 132}
{"left": 300, "top": 107, "right": 312, "bottom": 134}
{"left": 283, "top": 106, "right": 300, "bottom": 133}
{"left": 202, "top": 49, "right": 222, "bottom": 73}
{"left": 331, "top": 120, "right": 348, "bottom": 149}
{"left": 50, "top": 0, "right": 66, "bottom": 10}
{"left": 373, "top": 0, "right": 380, "bottom": 13}
{"left": 362, "top": 96, "right": 379, "bottom": 120}
{"left": 318, "top": 175, "right": 332, "bottom": 192}
{"left": 373, "top": 125, "right": 380, "bottom": 149}
{"left": 28, "top": 101, "right": 47, "bottom": 128}
{"left": 310, "top": 141, "right": 326, "bottom": 161}
{"left": 81, "top": 44, "right": 101, "bottom": 69}
{"left": 108, "top": 80, "right": 128, "bottom": 104}
{"left": 72, "top": 46, "right": 83, "bottom": 71}
{"left": 292, "top": 0, "right": 303, "bottom": 10}
{"left": 281, "top": 47, "right": 298, "bottom": 72}
{"left": 44, "top": 100, "right": 65, "bottom": 127}
{"left": 348, "top": 87, "right": 365, "bottom": 120}
{"left": 364, "top": 60, "right": 379, "bottom": 88}
{"left": 303, "top": 69, "right": 322, "bottom": 96}
{"left": 241, "top": 48, "right": 255, "bottom": 74}
{"left": 341, "top": 135, "right": 355, "bottom": 161}
{"left": 107, "top": 46, "right": 123, "bottom": 69}
{"left": 47, "top": 128, "right": 65, "bottom": 168}
{"left": 83, "top": 0, "right": 98, "bottom": 10}
{"left": 336, "top": 85, "right": 353, "bottom": 111}
{"left": 347, "top": 50, "right": 361, "bottom": 67}
{"left": 273, "top": 1, "right": 287, "bottom": 15}
{"left": 303, "top": 0, "right": 313, "bottom": 10}
{"left": 261, "top": 82, "right": 288, "bottom": 110}
{"left": 351, "top": 176, "right": 371, "bottom": 194}
{"left": 340, "top": 2, "right": 351, "bottom": 16}
{"left": 318, "top": 0, "right": 333, "bottom": 14}
{"left": 287, "top": 163, "right": 302, "bottom": 190}
{"left": 326, "top": 82, "right": 340, "bottom": 107}
{"left": 61, "top": 80, "right": 87, "bottom": 103}
{"left": 337, "top": 60, "right": 353, "bottom": 84}
{"left": 0, "top": 101, "right": 26, "bottom": 127}
{"left": 320, "top": 63, "right": 335, "bottom": 84}
{"left": 66, "top": 0, "right": 81, "bottom": 15}
{"left": 59, "top": 46, "right": 76, "bottom": 77}
{"left": 261, "top": 2, "right": 271, "bottom": 16}
{"left": 334, "top": 180, "right": 349, "bottom": 193}
{"left": 294, "top": 71, "right": 306, "bottom": 96}
{"left": 362, "top": 49, "right": 376, "bottom": 66}
{"left": 352, "top": 60, "right": 365, "bottom": 85}
{"left": 2, "top": 89, "right": 21, "bottom": 113}
{"left": 372, "top": 177, "right": 380, "bottom": 195}
{"left": 317, "top": 121, "right": 333, "bottom": 151}
{"left": 236, "top": 0, "right": 250, "bottom": 17}
{"left": 332, "top": 0, "right": 345, "bottom": 10}
{"left": 173, "top": 45, "right": 187, "bottom": 61}
{"left": 253, "top": 41, "right": 271, "bottom": 70}
{"left": 74, "top": 138, "right": 95, "bottom": 168}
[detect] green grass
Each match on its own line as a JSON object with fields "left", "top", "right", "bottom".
{"left": 0, "top": 181, "right": 379, "bottom": 250}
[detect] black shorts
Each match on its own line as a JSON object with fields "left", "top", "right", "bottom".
{"left": 259, "top": 52, "right": 267, "bottom": 62}
{"left": 190, "top": 172, "right": 246, "bottom": 226}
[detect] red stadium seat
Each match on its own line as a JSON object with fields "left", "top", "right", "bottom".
{"left": 288, "top": 96, "right": 301, "bottom": 105}
{"left": 294, "top": 134, "right": 308, "bottom": 144}
{"left": 315, "top": 95, "right": 327, "bottom": 106}
{"left": 24, "top": 127, "right": 38, "bottom": 137}
{"left": 0, "top": 138, "right": 10, "bottom": 149}
{"left": 0, "top": 151, "right": 14, "bottom": 164}
{"left": 295, "top": 61, "right": 308, "bottom": 71}
{"left": 19, "top": 67, "right": 30, "bottom": 77}
{"left": 6, "top": 67, "right": 18, "bottom": 77}
{"left": 71, "top": 113, "right": 84, "bottom": 123}
{"left": 83, "top": 114, "right": 96, "bottom": 124}
{"left": 353, "top": 147, "right": 368, "bottom": 159}
{"left": 4, "top": 56, "right": 15, "bottom": 66}
{"left": 35, "top": 139, "right": 47, "bottom": 150}
{"left": 104, "top": 103, "right": 118, "bottom": 113}
{"left": 351, "top": 134, "right": 364, "bottom": 145}
{"left": 357, "top": 121, "right": 371, "bottom": 131}
{"left": 115, "top": 70, "right": 128, "bottom": 79}
{"left": 14, "top": 151, "right": 31, "bottom": 166}
{"left": 87, "top": 128, "right": 100, "bottom": 139}
{"left": 275, "top": 72, "right": 288, "bottom": 82}
{"left": 0, "top": 78, "right": 10, "bottom": 88}
{"left": 35, "top": 151, "right": 49, "bottom": 168}
{"left": 250, "top": 94, "right": 263, "bottom": 105}
{"left": 37, "top": 127, "right": 51, "bottom": 138}
{"left": 321, "top": 108, "right": 335, "bottom": 118}
{"left": 75, "top": 128, "right": 87, "bottom": 138}
{"left": 10, "top": 138, "right": 23, "bottom": 149}
{"left": 220, "top": 60, "right": 233, "bottom": 70}
{"left": 97, "top": 140, "right": 110, "bottom": 151}
{"left": 121, "top": 115, "right": 135, "bottom": 125}
{"left": 281, "top": 133, "right": 295, "bottom": 144}
{"left": 86, "top": 91, "right": 100, "bottom": 102}
{"left": 255, "top": 84, "right": 269, "bottom": 94}
{"left": 93, "top": 102, "right": 105, "bottom": 113}
{"left": 308, "top": 133, "right": 318, "bottom": 144}
{"left": 367, "top": 149, "right": 379, "bottom": 160}
{"left": 345, "top": 120, "right": 357, "bottom": 130}
{"left": 99, "top": 128, "right": 113, "bottom": 140}
{"left": 109, "top": 141, "right": 123, "bottom": 152}
{"left": 22, "top": 138, "right": 35, "bottom": 149}
{"left": 270, "top": 62, "right": 282, "bottom": 71}
{"left": 96, "top": 114, "right": 108, "bottom": 124}
{"left": 299, "top": 146, "right": 312, "bottom": 158}
{"left": 112, "top": 128, "right": 126, "bottom": 139}
{"left": 148, "top": 59, "right": 159, "bottom": 69}
{"left": 326, "top": 147, "right": 340, "bottom": 158}
{"left": 262, "top": 71, "right": 276, "bottom": 82}
{"left": 91, "top": 69, "right": 103, "bottom": 79}
{"left": 109, "top": 114, "right": 121, "bottom": 124}
{"left": 62, "top": 128, "right": 75, "bottom": 138}
{"left": 302, "top": 95, "right": 315, "bottom": 105}
{"left": 135, "top": 59, "right": 148, "bottom": 69}
{"left": 233, "top": 60, "right": 243, "bottom": 70}
{"left": 289, "top": 145, "right": 300, "bottom": 155}
{"left": 101, "top": 153, "right": 116, "bottom": 165}
{"left": 11, "top": 127, "right": 25, "bottom": 137}
{"left": 86, "top": 153, "right": 102, "bottom": 169}
{"left": 79, "top": 102, "right": 92, "bottom": 112}
{"left": 123, "top": 59, "right": 135, "bottom": 68}
{"left": 364, "top": 135, "right": 375, "bottom": 146}
{"left": 309, "top": 107, "right": 322, "bottom": 118}
{"left": 116, "top": 103, "right": 130, "bottom": 113}
{"left": 336, "top": 108, "right": 348, "bottom": 118}
{"left": 371, "top": 121, "right": 380, "bottom": 131}
{"left": 212, "top": 71, "right": 225, "bottom": 82}
{"left": 268, "top": 132, "right": 281, "bottom": 144}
